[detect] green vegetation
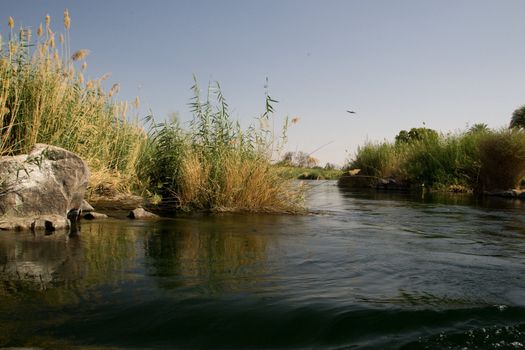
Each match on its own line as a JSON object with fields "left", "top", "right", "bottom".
{"left": 275, "top": 150, "right": 343, "bottom": 180}
{"left": 347, "top": 127, "right": 525, "bottom": 192}
{"left": 138, "top": 80, "right": 303, "bottom": 213}
{"left": 0, "top": 13, "right": 303, "bottom": 213}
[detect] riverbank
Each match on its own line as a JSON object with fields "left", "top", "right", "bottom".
{"left": 275, "top": 166, "right": 343, "bottom": 180}
{"left": 345, "top": 127, "right": 525, "bottom": 194}
{"left": 0, "top": 13, "right": 303, "bottom": 215}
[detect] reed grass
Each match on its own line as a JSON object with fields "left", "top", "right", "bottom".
{"left": 0, "top": 13, "right": 148, "bottom": 196}
{"left": 139, "top": 80, "right": 304, "bottom": 213}
{"left": 0, "top": 12, "right": 303, "bottom": 213}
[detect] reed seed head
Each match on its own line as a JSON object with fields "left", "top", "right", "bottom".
{"left": 9, "top": 42, "right": 18, "bottom": 55}
{"left": 53, "top": 51, "right": 60, "bottom": 65}
{"left": 59, "top": 33, "right": 64, "bottom": 44}
{"left": 100, "top": 73, "right": 111, "bottom": 81}
{"left": 48, "top": 35, "right": 55, "bottom": 48}
{"left": 8, "top": 16, "right": 14, "bottom": 29}
{"left": 82, "top": 61, "right": 87, "bottom": 71}
{"left": 291, "top": 117, "right": 300, "bottom": 124}
{"left": 78, "top": 72, "right": 84, "bottom": 84}
{"left": 63, "top": 9, "right": 71, "bottom": 30}
{"left": 37, "top": 23, "right": 43, "bottom": 37}
{"left": 45, "top": 14, "right": 50, "bottom": 28}
{"left": 71, "top": 49, "right": 89, "bottom": 61}
{"left": 109, "top": 83, "right": 120, "bottom": 97}
{"left": 134, "top": 96, "right": 140, "bottom": 109}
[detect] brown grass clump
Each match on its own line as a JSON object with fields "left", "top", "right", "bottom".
{"left": 478, "top": 129, "right": 525, "bottom": 191}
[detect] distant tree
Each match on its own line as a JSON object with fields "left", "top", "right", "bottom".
{"left": 294, "top": 151, "right": 310, "bottom": 167}
{"left": 306, "top": 156, "right": 319, "bottom": 168}
{"left": 281, "top": 151, "right": 294, "bottom": 165}
{"left": 324, "top": 162, "right": 337, "bottom": 170}
{"left": 395, "top": 130, "right": 410, "bottom": 144}
{"left": 468, "top": 123, "right": 489, "bottom": 134}
{"left": 281, "top": 151, "right": 319, "bottom": 168}
{"left": 395, "top": 127, "right": 438, "bottom": 144}
{"left": 510, "top": 105, "right": 525, "bottom": 129}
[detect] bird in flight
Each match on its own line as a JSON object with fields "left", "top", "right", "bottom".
{"left": 346, "top": 110, "right": 356, "bottom": 114}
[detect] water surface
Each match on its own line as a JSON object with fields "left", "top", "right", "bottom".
{"left": 1, "top": 181, "right": 525, "bottom": 349}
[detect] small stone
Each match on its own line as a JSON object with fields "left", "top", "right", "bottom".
{"left": 31, "top": 219, "right": 47, "bottom": 231}
{"left": 83, "top": 212, "right": 108, "bottom": 220}
{"left": 0, "top": 221, "right": 16, "bottom": 231}
{"left": 128, "top": 207, "right": 159, "bottom": 219}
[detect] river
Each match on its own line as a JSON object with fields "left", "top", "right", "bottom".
{"left": 1, "top": 181, "right": 525, "bottom": 349}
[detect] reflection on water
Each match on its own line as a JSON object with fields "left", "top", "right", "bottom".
{"left": 1, "top": 181, "right": 525, "bottom": 349}
{"left": 144, "top": 218, "right": 272, "bottom": 293}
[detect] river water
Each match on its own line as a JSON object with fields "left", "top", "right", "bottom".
{"left": 1, "top": 181, "right": 525, "bottom": 349}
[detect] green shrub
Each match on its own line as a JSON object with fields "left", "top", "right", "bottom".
{"left": 348, "top": 126, "right": 525, "bottom": 192}
{"left": 349, "top": 142, "right": 401, "bottom": 179}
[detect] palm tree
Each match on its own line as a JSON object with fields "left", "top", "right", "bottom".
{"left": 510, "top": 105, "right": 525, "bottom": 129}
{"left": 468, "top": 123, "right": 489, "bottom": 134}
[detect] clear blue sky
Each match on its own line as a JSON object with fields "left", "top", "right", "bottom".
{"left": 3, "top": 0, "right": 525, "bottom": 165}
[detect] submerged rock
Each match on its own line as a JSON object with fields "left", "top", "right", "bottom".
{"left": 128, "top": 207, "right": 159, "bottom": 219}
{"left": 83, "top": 212, "right": 109, "bottom": 220}
{"left": 0, "top": 214, "right": 69, "bottom": 232}
{"left": 0, "top": 144, "right": 90, "bottom": 231}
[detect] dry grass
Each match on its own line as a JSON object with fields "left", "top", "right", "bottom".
{"left": 478, "top": 129, "right": 525, "bottom": 191}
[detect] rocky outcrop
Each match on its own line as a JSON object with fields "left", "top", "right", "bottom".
{"left": 0, "top": 214, "right": 69, "bottom": 232}
{"left": 0, "top": 144, "right": 90, "bottom": 231}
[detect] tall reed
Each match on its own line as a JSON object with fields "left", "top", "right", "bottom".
{"left": 0, "top": 13, "right": 147, "bottom": 195}
{"left": 139, "top": 80, "right": 303, "bottom": 213}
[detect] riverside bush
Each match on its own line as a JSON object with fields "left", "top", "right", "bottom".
{"left": 347, "top": 128, "right": 525, "bottom": 191}
{"left": 478, "top": 129, "right": 525, "bottom": 191}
